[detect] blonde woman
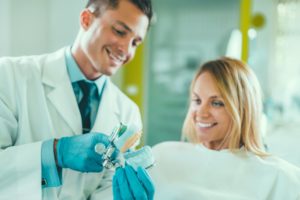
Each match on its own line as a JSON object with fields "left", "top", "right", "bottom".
{"left": 149, "top": 57, "right": 300, "bottom": 199}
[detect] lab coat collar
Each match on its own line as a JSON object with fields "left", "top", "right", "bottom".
{"left": 42, "top": 48, "right": 82, "bottom": 134}
{"left": 91, "top": 79, "right": 121, "bottom": 135}
{"left": 41, "top": 48, "right": 121, "bottom": 135}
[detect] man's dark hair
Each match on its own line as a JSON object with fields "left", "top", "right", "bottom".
{"left": 86, "top": 0, "right": 153, "bottom": 23}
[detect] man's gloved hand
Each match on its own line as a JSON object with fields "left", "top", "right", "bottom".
{"left": 113, "top": 165, "right": 155, "bottom": 200}
{"left": 56, "top": 133, "right": 112, "bottom": 172}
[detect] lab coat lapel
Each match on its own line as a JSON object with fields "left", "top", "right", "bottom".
{"left": 92, "top": 79, "right": 121, "bottom": 135}
{"left": 42, "top": 48, "right": 81, "bottom": 134}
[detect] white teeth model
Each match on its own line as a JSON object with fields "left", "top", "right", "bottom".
{"left": 197, "top": 122, "right": 215, "bottom": 128}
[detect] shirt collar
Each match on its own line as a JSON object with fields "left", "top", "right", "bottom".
{"left": 65, "top": 46, "right": 107, "bottom": 96}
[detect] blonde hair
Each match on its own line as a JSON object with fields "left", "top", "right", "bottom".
{"left": 182, "top": 57, "right": 267, "bottom": 156}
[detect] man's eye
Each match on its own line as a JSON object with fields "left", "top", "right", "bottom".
{"left": 212, "top": 101, "right": 224, "bottom": 107}
{"left": 132, "top": 39, "right": 141, "bottom": 47}
{"left": 113, "top": 27, "right": 126, "bottom": 36}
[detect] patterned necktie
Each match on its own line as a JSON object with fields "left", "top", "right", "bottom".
{"left": 77, "top": 80, "right": 98, "bottom": 133}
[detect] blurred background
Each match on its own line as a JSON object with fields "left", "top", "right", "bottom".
{"left": 1, "top": 0, "right": 299, "bottom": 166}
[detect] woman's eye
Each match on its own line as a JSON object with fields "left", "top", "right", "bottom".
{"left": 192, "top": 98, "right": 201, "bottom": 105}
{"left": 212, "top": 101, "right": 224, "bottom": 107}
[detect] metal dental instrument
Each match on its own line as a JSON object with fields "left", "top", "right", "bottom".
{"left": 94, "top": 123, "right": 154, "bottom": 170}
{"left": 95, "top": 123, "right": 127, "bottom": 169}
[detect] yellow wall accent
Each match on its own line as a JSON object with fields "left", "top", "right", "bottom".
{"left": 122, "top": 44, "right": 145, "bottom": 147}
{"left": 122, "top": 43, "right": 144, "bottom": 115}
{"left": 240, "top": 0, "right": 252, "bottom": 62}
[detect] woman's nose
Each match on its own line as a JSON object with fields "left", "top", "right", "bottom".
{"left": 196, "top": 104, "right": 210, "bottom": 118}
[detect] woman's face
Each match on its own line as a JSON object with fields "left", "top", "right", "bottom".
{"left": 190, "top": 72, "right": 232, "bottom": 150}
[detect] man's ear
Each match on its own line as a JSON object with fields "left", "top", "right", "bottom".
{"left": 80, "top": 9, "right": 94, "bottom": 30}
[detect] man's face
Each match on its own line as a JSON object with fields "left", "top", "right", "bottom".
{"left": 79, "top": 0, "right": 149, "bottom": 78}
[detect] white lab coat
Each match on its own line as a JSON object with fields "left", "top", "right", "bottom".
{"left": 149, "top": 142, "right": 300, "bottom": 200}
{"left": 0, "top": 48, "right": 142, "bottom": 200}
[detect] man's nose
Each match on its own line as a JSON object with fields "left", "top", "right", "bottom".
{"left": 118, "top": 38, "right": 134, "bottom": 57}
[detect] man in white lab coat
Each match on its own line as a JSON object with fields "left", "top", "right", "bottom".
{"left": 0, "top": 0, "right": 154, "bottom": 199}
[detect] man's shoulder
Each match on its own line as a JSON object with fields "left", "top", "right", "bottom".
{"left": 0, "top": 54, "right": 40, "bottom": 81}
{"left": 0, "top": 48, "right": 66, "bottom": 72}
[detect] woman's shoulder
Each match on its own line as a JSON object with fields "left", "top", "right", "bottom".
{"left": 151, "top": 141, "right": 202, "bottom": 164}
{"left": 266, "top": 155, "right": 300, "bottom": 174}
{"left": 152, "top": 141, "right": 194, "bottom": 153}
{"left": 150, "top": 142, "right": 200, "bottom": 177}
{"left": 262, "top": 155, "right": 300, "bottom": 187}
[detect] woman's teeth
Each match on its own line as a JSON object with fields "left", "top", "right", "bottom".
{"left": 197, "top": 122, "right": 216, "bottom": 128}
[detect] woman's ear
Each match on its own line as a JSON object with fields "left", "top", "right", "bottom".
{"left": 80, "top": 9, "right": 94, "bottom": 30}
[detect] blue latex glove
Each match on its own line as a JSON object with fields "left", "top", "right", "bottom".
{"left": 56, "top": 133, "right": 113, "bottom": 172}
{"left": 113, "top": 165, "right": 155, "bottom": 200}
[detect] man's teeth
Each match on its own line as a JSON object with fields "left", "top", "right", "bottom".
{"left": 110, "top": 54, "right": 123, "bottom": 62}
{"left": 108, "top": 49, "right": 125, "bottom": 63}
{"left": 197, "top": 122, "right": 215, "bottom": 128}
